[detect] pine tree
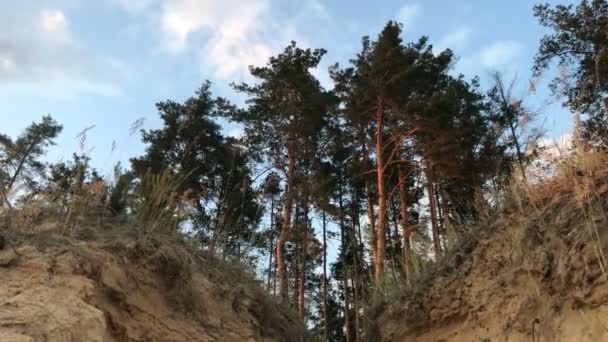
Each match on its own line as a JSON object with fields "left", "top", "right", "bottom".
{"left": 0, "top": 115, "right": 63, "bottom": 209}
{"left": 533, "top": 0, "right": 608, "bottom": 144}
{"left": 232, "top": 41, "right": 332, "bottom": 303}
{"left": 132, "top": 82, "right": 262, "bottom": 257}
{"left": 488, "top": 73, "right": 543, "bottom": 181}
{"left": 332, "top": 21, "right": 453, "bottom": 280}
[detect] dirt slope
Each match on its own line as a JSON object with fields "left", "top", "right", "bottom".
{"left": 0, "top": 229, "right": 308, "bottom": 342}
{"left": 373, "top": 169, "right": 608, "bottom": 341}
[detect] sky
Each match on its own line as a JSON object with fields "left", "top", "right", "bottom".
{"left": 1, "top": 0, "right": 574, "bottom": 177}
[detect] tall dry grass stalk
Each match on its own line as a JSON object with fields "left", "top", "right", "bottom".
{"left": 133, "top": 169, "right": 190, "bottom": 238}
{"left": 61, "top": 166, "right": 107, "bottom": 234}
{"left": 504, "top": 148, "right": 608, "bottom": 281}
{"left": 379, "top": 148, "right": 608, "bottom": 301}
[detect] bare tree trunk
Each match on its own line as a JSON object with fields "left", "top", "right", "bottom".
{"left": 342, "top": 275, "right": 351, "bottom": 342}
{"left": 267, "top": 198, "right": 275, "bottom": 292}
{"left": 273, "top": 255, "right": 278, "bottom": 296}
{"left": 298, "top": 205, "right": 308, "bottom": 319}
{"left": 292, "top": 256, "right": 299, "bottom": 309}
{"left": 353, "top": 197, "right": 367, "bottom": 340}
{"left": 322, "top": 210, "right": 328, "bottom": 341}
{"left": 352, "top": 223, "right": 361, "bottom": 342}
{"left": 365, "top": 183, "right": 377, "bottom": 274}
{"left": 509, "top": 118, "right": 527, "bottom": 181}
{"left": 440, "top": 189, "right": 451, "bottom": 248}
{"left": 432, "top": 185, "right": 446, "bottom": 252}
{"left": 209, "top": 200, "right": 223, "bottom": 255}
{"left": 435, "top": 186, "right": 444, "bottom": 232}
{"left": 389, "top": 199, "right": 401, "bottom": 268}
{"left": 374, "top": 96, "right": 386, "bottom": 283}
{"left": 276, "top": 146, "right": 296, "bottom": 304}
{"left": 361, "top": 135, "right": 377, "bottom": 277}
{"left": 291, "top": 206, "right": 301, "bottom": 309}
{"left": 338, "top": 167, "right": 351, "bottom": 342}
{"left": 0, "top": 187, "right": 13, "bottom": 211}
{"left": 5, "top": 139, "right": 39, "bottom": 204}
{"left": 298, "top": 249, "right": 305, "bottom": 317}
{"left": 494, "top": 73, "right": 527, "bottom": 181}
{"left": 398, "top": 167, "right": 412, "bottom": 285}
{"left": 427, "top": 179, "right": 442, "bottom": 259}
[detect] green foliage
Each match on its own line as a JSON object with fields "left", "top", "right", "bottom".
{"left": 487, "top": 73, "right": 544, "bottom": 180}
{"left": 209, "top": 138, "right": 264, "bottom": 257}
{"left": 132, "top": 82, "right": 263, "bottom": 257}
{"left": 232, "top": 41, "right": 333, "bottom": 166}
{"left": 131, "top": 81, "right": 227, "bottom": 214}
{"left": 107, "top": 163, "right": 134, "bottom": 216}
{"left": 46, "top": 154, "right": 103, "bottom": 207}
{"left": 533, "top": 0, "right": 608, "bottom": 143}
{"left": 0, "top": 115, "right": 62, "bottom": 208}
{"left": 4, "top": 4, "right": 590, "bottom": 336}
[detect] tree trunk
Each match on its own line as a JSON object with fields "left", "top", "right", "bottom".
{"left": 209, "top": 198, "right": 224, "bottom": 255}
{"left": 5, "top": 138, "right": 39, "bottom": 205}
{"left": 273, "top": 255, "right": 278, "bottom": 296}
{"left": 361, "top": 134, "right": 377, "bottom": 276}
{"left": 398, "top": 167, "right": 412, "bottom": 285}
{"left": 276, "top": 146, "right": 296, "bottom": 304}
{"left": 365, "top": 183, "right": 377, "bottom": 274}
{"left": 267, "top": 198, "right": 275, "bottom": 291}
{"left": 338, "top": 167, "right": 352, "bottom": 342}
{"left": 374, "top": 96, "right": 386, "bottom": 283}
{"left": 509, "top": 120, "right": 527, "bottom": 181}
{"left": 435, "top": 186, "right": 444, "bottom": 233}
{"left": 0, "top": 187, "right": 12, "bottom": 211}
{"left": 389, "top": 199, "right": 401, "bottom": 268}
{"left": 298, "top": 249, "right": 305, "bottom": 318}
{"left": 352, "top": 219, "right": 361, "bottom": 342}
{"left": 427, "top": 180, "right": 442, "bottom": 259}
{"left": 291, "top": 206, "right": 301, "bottom": 309}
{"left": 322, "top": 210, "right": 328, "bottom": 341}
{"left": 353, "top": 201, "right": 366, "bottom": 340}
{"left": 298, "top": 205, "right": 308, "bottom": 319}
{"left": 440, "top": 189, "right": 451, "bottom": 248}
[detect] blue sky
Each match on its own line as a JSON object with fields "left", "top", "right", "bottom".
{"left": 1, "top": 0, "right": 573, "bottom": 175}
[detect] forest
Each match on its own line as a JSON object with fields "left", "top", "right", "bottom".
{"left": 1, "top": 1, "right": 607, "bottom": 341}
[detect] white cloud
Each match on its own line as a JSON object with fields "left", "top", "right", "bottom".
{"left": 38, "top": 9, "right": 71, "bottom": 43}
{"left": 527, "top": 132, "right": 573, "bottom": 182}
{"left": 0, "top": 78, "right": 123, "bottom": 102}
{"left": 157, "top": 0, "right": 325, "bottom": 81}
{"left": 0, "top": 54, "right": 16, "bottom": 71}
{"left": 454, "top": 40, "right": 522, "bottom": 76}
{"left": 0, "top": 8, "right": 123, "bottom": 99}
{"left": 310, "top": 64, "right": 333, "bottom": 90}
{"left": 539, "top": 133, "right": 573, "bottom": 158}
{"left": 111, "top": 0, "right": 156, "bottom": 15}
{"left": 307, "top": 0, "right": 330, "bottom": 20}
{"left": 108, "top": 0, "right": 331, "bottom": 81}
{"left": 161, "top": 0, "right": 269, "bottom": 51}
{"left": 435, "top": 25, "right": 472, "bottom": 53}
{"left": 479, "top": 40, "right": 522, "bottom": 69}
{"left": 396, "top": 4, "right": 420, "bottom": 26}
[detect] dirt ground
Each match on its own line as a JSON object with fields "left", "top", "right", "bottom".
{"left": 0, "top": 229, "right": 308, "bottom": 342}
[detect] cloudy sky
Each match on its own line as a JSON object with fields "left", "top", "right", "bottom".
{"left": 1, "top": 0, "right": 572, "bottom": 174}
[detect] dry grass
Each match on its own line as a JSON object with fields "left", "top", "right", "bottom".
{"left": 132, "top": 169, "right": 191, "bottom": 239}
{"left": 506, "top": 149, "right": 608, "bottom": 281}
{"left": 370, "top": 149, "right": 608, "bottom": 334}
{"left": 2, "top": 220, "right": 309, "bottom": 340}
